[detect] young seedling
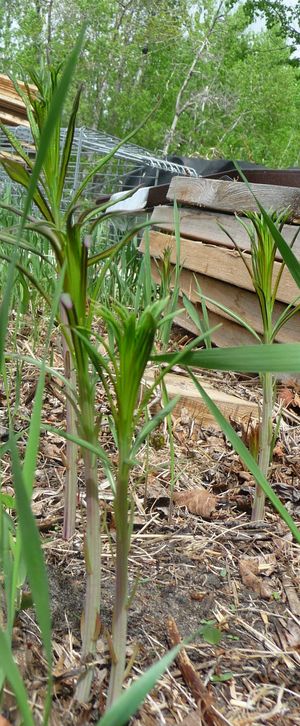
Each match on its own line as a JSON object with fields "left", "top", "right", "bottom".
{"left": 75, "top": 299, "right": 179, "bottom": 704}
{"left": 76, "top": 299, "right": 211, "bottom": 705}
{"left": 191, "top": 210, "right": 300, "bottom": 521}
{"left": 234, "top": 210, "right": 300, "bottom": 520}
{"left": 0, "top": 57, "right": 154, "bottom": 702}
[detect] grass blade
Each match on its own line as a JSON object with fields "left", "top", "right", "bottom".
{"left": 58, "top": 86, "right": 82, "bottom": 203}
{"left": 21, "top": 26, "right": 86, "bottom": 230}
{"left": 131, "top": 395, "right": 180, "bottom": 458}
{"left": 196, "top": 292, "right": 261, "bottom": 341}
{"left": 0, "top": 630, "right": 34, "bottom": 726}
{"left": 152, "top": 343, "right": 300, "bottom": 373}
{"left": 97, "top": 644, "right": 181, "bottom": 726}
{"left": 9, "top": 436, "right": 52, "bottom": 723}
{"left": 0, "top": 262, "right": 15, "bottom": 365}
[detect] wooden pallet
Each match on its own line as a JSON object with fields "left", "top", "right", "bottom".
{"left": 142, "top": 175, "right": 300, "bottom": 348}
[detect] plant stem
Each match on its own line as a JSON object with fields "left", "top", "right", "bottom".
{"left": 75, "top": 393, "right": 101, "bottom": 703}
{"left": 63, "top": 363, "right": 78, "bottom": 538}
{"left": 252, "top": 370, "right": 273, "bottom": 521}
{"left": 106, "top": 456, "right": 130, "bottom": 707}
{"left": 61, "top": 312, "right": 78, "bottom": 539}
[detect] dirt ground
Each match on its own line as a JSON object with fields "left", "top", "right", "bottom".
{"left": 1, "top": 324, "right": 300, "bottom": 725}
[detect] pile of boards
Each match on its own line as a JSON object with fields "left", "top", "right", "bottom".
{"left": 0, "top": 74, "right": 34, "bottom": 127}
{"left": 141, "top": 171, "right": 300, "bottom": 347}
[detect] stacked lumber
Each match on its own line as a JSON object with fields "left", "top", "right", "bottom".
{"left": 0, "top": 74, "right": 35, "bottom": 126}
{"left": 141, "top": 174, "right": 300, "bottom": 347}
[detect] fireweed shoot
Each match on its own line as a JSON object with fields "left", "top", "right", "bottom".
{"left": 0, "top": 48, "right": 159, "bottom": 702}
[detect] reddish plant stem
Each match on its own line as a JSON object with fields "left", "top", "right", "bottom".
{"left": 106, "top": 457, "right": 130, "bottom": 707}
{"left": 75, "top": 393, "right": 101, "bottom": 703}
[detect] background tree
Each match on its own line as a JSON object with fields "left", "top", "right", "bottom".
{"left": 0, "top": 0, "right": 299, "bottom": 165}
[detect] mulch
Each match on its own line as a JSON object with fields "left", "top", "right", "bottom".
{"left": 1, "top": 319, "right": 300, "bottom": 725}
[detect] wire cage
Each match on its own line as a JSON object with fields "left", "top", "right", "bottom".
{"left": 0, "top": 125, "right": 198, "bottom": 205}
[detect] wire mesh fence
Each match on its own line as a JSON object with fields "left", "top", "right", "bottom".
{"left": 0, "top": 125, "right": 198, "bottom": 205}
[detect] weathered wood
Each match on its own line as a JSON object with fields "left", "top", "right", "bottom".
{"left": 167, "top": 177, "right": 300, "bottom": 220}
{"left": 0, "top": 91, "right": 28, "bottom": 111}
{"left": 150, "top": 259, "right": 300, "bottom": 343}
{"left": 203, "top": 168, "right": 300, "bottom": 188}
{"left": 142, "top": 230, "right": 300, "bottom": 306}
{"left": 0, "top": 74, "right": 36, "bottom": 128}
{"left": 150, "top": 206, "right": 300, "bottom": 260}
{"left": 151, "top": 265, "right": 261, "bottom": 346}
{"left": 0, "top": 110, "right": 29, "bottom": 126}
{"left": 0, "top": 74, "right": 36, "bottom": 97}
{"left": 143, "top": 369, "right": 259, "bottom": 429}
{"left": 173, "top": 298, "right": 256, "bottom": 347}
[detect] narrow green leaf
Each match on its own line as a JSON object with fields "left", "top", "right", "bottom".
{"left": 23, "top": 367, "right": 46, "bottom": 493}
{"left": 21, "top": 25, "right": 86, "bottom": 228}
{"left": 152, "top": 343, "right": 300, "bottom": 373}
{"left": 42, "top": 424, "right": 111, "bottom": 467}
{"left": 131, "top": 395, "right": 180, "bottom": 458}
{"left": 5, "top": 353, "right": 75, "bottom": 394}
{"left": 58, "top": 85, "right": 82, "bottom": 202}
{"left": 9, "top": 436, "right": 53, "bottom": 721}
{"left": 68, "top": 101, "right": 160, "bottom": 211}
{"left": 234, "top": 163, "right": 300, "bottom": 288}
{"left": 198, "top": 293, "right": 261, "bottom": 341}
{"left": 0, "top": 252, "right": 51, "bottom": 306}
{"left": 0, "top": 630, "right": 34, "bottom": 726}
{"left": 0, "top": 122, "right": 34, "bottom": 169}
{"left": 88, "top": 220, "right": 155, "bottom": 267}
{"left": 0, "top": 230, "right": 55, "bottom": 265}
{"left": 96, "top": 644, "right": 181, "bottom": 726}
{"left": 23, "top": 267, "right": 65, "bottom": 491}
{"left": 0, "top": 493, "right": 15, "bottom": 508}
{"left": 183, "top": 292, "right": 204, "bottom": 331}
{"left": 260, "top": 209, "right": 300, "bottom": 287}
{"left": 0, "top": 262, "right": 15, "bottom": 365}
{"left": 0, "top": 157, "right": 52, "bottom": 220}
{"left": 188, "top": 370, "right": 300, "bottom": 542}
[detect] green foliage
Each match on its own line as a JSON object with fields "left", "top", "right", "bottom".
{"left": 1, "top": 0, "right": 300, "bottom": 163}
{"left": 200, "top": 623, "right": 222, "bottom": 646}
{"left": 1, "top": 14, "right": 300, "bottom": 722}
{"left": 76, "top": 299, "right": 182, "bottom": 704}
{"left": 152, "top": 342, "right": 300, "bottom": 374}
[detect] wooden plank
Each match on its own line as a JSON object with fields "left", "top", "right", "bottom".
{"left": 0, "top": 110, "right": 29, "bottom": 126}
{"left": 151, "top": 264, "right": 261, "bottom": 346}
{"left": 0, "top": 74, "right": 36, "bottom": 96}
{"left": 173, "top": 298, "right": 256, "bottom": 347}
{"left": 150, "top": 259, "right": 300, "bottom": 343}
{"left": 203, "top": 168, "right": 300, "bottom": 188}
{"left": 150, "top": 206, "right": 300, "bottom": 261}
{"left": 0, "top": 92, "right": 27, "bottom": 110}
{"left": 143, "top": 230, "right": 300, "bottom": 306}
{"left": 167, "top": 177, "right": 300, "bottom": 220}
{"left": 143, "top": 369, "right": 259, "bottom": 429}
{"left": 231, "top": 169, "right": 300, "bottom": 188}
